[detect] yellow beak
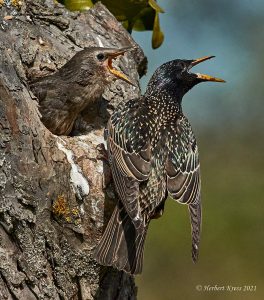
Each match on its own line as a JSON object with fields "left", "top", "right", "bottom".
{"left": 191, "top": 56, "right": 226, "bottom": 82}
{"left": 107, "top": 49, "right": 135, "bottom": 86}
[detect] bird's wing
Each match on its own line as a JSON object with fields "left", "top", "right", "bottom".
{"left": 30, "top": 80, "right": 48, "bottom": 103}
{"left": 31, "top": 77, "right": 67, "bottom": 108}
{"left": 166, "top": 116, "right": 202, "bottom": 262}
{"left": 107, "top": 99, "right": 151, "bottom": 230}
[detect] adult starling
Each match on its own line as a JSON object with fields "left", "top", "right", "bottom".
{"left": 30, "top": 47, "right": 133, "bottom": 135}
{"left": 94, "top": 56, "right": 225, "bottom": 274}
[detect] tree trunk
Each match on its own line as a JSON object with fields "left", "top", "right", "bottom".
{"left": 0, "top": 1, "right": 146, "bottom": 299}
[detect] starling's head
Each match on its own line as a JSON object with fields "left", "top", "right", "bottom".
{"left": 60, "top": 47, "right": 134, "bottom": 86}
{"left": 146, "top": 56, "right": 225, "bottom": 100}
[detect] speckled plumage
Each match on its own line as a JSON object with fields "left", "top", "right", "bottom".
{"left": 94, "top": 57, "right": 224, "bottom": 274}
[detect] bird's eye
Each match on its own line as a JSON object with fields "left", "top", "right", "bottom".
{"left": 97, "top": 53, "right": 105, "bottom": 61}
{"left": 179, "top": 62, "right": 186, "bottom": 70}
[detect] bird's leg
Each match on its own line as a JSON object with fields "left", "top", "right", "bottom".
{"left": 96, "top": 143, "right": 112, "bottom": 187}
{"left": 96, "top": 143, "right": 109, "bottom": 163}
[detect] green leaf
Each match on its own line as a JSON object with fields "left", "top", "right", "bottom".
{"left": 94, "top": 0, "right": 148, "bottom": 22}
{"left": 148, "top": 0, "right": 164, "bottom": 13}
{"left": 133, "top": 7, "right": 155, "bottom": 31}
{"left": 122, "top": 20, "right": 130, "bottom": 30}
{"left": 152, "top": 12, "right": 164, "bottom": 49}
{"left": 61, "top": 0, "right": 165, "bottom": 49}
{"left": 64, "top": 0, "right": 94, "bottom": 11}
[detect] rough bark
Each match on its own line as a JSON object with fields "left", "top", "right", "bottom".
{"left": 0, "top": 0, "right": 146, "bottom": 299}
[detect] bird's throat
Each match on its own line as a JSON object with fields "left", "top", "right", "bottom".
{"left": 145, "top": 90, "right": 182, "bottom": 125}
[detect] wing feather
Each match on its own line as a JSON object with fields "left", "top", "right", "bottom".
{"left": 107, "top": 99, "right": 151, "bottom": 230}
{"left": 166, "top": 117, "right": 202, "bottom": 261}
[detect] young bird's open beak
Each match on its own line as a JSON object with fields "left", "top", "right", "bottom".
{"left": 190, "top": 56, "right": 226, "bottom": 82}
{"left": 106, "top": 48, "right": 135, "bottom": 86}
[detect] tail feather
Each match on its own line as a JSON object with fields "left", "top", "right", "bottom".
{"left": 93, "top": 203, "right": 147, "bottom": 275}
{"left": 188, "top": 201, "right": 202, "bottom": 262}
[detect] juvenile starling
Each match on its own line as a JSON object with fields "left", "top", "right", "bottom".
{"left": 94, "top": 56, "right": 225, "bottom": 274}
{"left": 30, "top": 47, "right": 133, "bottom": 135}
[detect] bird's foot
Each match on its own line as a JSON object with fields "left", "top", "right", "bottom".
{"left": 151, "top": 209, "right": 164, "bottom": 219}
{"left": 151, "top": 200, "right": 165, "bottom": 219}
{"left": 96, "top": 143, "right": 109, "bottom": 163}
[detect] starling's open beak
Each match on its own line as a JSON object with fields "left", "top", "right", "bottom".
{"left": 106, "top": 48, "right": 135, "bottom": 86}
{"left": 190, "top": 56, "right": 225, "bottom": 83}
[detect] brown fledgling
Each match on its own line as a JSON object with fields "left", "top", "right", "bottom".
{"left": 30, "top": 47, "right": 133, "bottom": 135}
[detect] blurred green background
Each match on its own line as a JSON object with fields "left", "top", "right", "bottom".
{"left": 133, "top": 1, "right": 264, "bottom": 300}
